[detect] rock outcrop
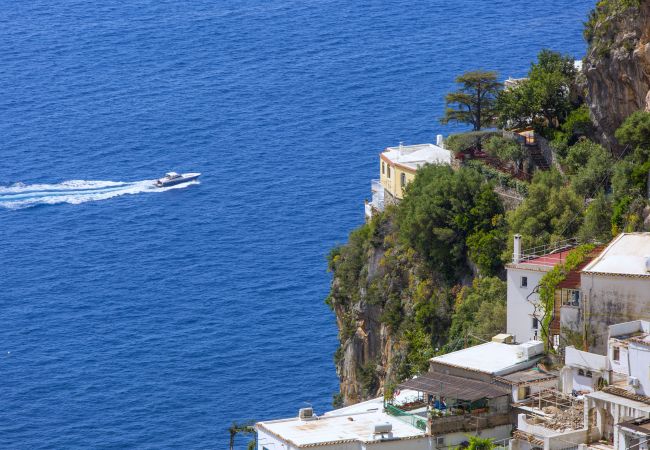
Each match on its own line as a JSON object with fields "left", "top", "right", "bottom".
{"left": 327, "top": 213, "right": 451, "bottom": 405}
{"left": 584, "top": 0, "right": 650, "bottom": 153}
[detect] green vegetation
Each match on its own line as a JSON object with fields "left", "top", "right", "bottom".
{"left": 397, "top": 165, "right": 506, "bottom": 279}
{"left": 445, "top": 277, "right": 507, "bottom": 351}
{"left": 464, "top": 159, "right": 529, "bottom": 195}
{"left": 506, "top": 169, "right": 583, "bottom": 250}
{"left": 445, "top": 131, "right": 500, "bottom": 154}
{"left": 584, "top": 0, "right": 641, "bottom": 44}
{"left": 537, "top": 244, "right": 595, "bottom": 352}
{"left": 497, "top": 50, "right": 578, "bottom": 131}
{"left": 562, "top": 138, "right": 613, "bottom": 197}
{"left": 441, "top": 71, "right": 501, "bottom": 131}
{"left": 329, "top": 18, "right": 650, "bottom": 401}
{"left": 457, "top": 436, "right": 496, "bottom": 450}
{"left": 484, "top": 136, "right": 526, "bottom": 172}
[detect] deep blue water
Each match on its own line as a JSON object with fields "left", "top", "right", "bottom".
{"left": 0, "top": 1, "right": 593, "bottom": 448}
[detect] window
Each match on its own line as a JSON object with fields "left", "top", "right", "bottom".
{"left": 400, "top": 173, "right": 406, "bottom": 188}
{"left": 518, "top": 385, "right": 531, "bottom": 399}
{"left": 578, "top": 369, "right": 585, "bottom": 376}
{"left": 586, "top": 371, "right": 593, "bottom": 378}
{"left": 521, "top": 276, "right": 528, "bottom": 288}
{"left": 562, "top": 289, "right": 581, "bottom": 307}
{"left": 532, "top": 317, "right": 539, "bottom": 330}
{"left": 613, "top": 346, "right": 620, "bottom": 362}
{"left": 382, "top": 161, "right": 385, "bottom": 175}
{"left": 387, "top": 166, "right": 391, "bottom": 178}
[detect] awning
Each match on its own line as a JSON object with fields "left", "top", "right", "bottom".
{"left": 398, "top": 371, "right": 510, "bottom": 401}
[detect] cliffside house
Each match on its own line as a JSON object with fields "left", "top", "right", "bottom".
{"left": 255, "top": 397, "right": 436, "bottom": 450}
{"left": 510, "top": 320, "right": 650, "bottom": 450}
{"left": 505, "top": 233, "right": 650, "bottom": 354}
{"left": 365, "top": 138, "right": 451, "bottom": 221}
{"left": 575, "top": 233, "right": 650, "bottom": 354}
{"left": 506, "top": 234, "right": 580, "bottom": 345}
{"left": 427, "top": 339, "right": 556, "bottom": 403}
{"left": 255, "top": 338, "right": 557, "bottom": 450}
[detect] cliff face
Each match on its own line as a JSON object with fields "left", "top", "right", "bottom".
{"left": 330, "top": 245, "right": 401, "bottom": 403}
{"left": 327, "top": 212, "right": 452, "bottom": 405}
{"left": 585, "top": 0, "right": 650, "bottom": 152}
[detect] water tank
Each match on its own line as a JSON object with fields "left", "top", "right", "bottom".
{"left": 492, "top": 334, "right": 514, "bottom": 344}
{"left": 520, "top": 341, "right": 544, "bottom": 359}
{"left": 372, "top": 422, "right": 393, "bottom": 434}
{"left": 436, "top": 134, "right": 444, "bottom": 147}
{"left": 299, "top": 407, "right": 314, "bottom": 420}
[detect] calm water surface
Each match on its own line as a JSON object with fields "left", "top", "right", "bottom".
{"left": 0, "top": 1, "right": 593, "bottom": 448}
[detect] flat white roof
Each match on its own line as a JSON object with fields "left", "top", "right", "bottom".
{"left": 582, "top": 233, "right": 650, "bottom": 276}
{"left": 430, "top": 341, "right": 543, "bottom": 376}
{"left": 382, "top": 143, "right": 451, "bottom": 170}
{"left": 257, "top": 407, "right": 425, "bottom": 447}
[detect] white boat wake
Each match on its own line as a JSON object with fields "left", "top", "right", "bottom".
{"left": 0, "top": 179, "right": 199, "bottom": 209}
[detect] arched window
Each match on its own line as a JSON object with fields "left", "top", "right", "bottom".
{"left": 400, "top": 173, "right": 406, "bottom": 188}
{"left": 382, "top": 162, "right": 385, "bottom": 175}
{"left": 586, "top": 371, "right": 593, "bottom": 378}
{"left": 387, "top": 166, "right": 391, "bottom": 178}
{"left": 578, "top": 369, "right": 585, "bottom": 376}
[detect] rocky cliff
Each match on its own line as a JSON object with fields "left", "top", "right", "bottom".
{"left": 327, "top": 211, "right": 453, "bottom": 406}
{"left": 584, "top": 0, "right": 650, "bottom": 152}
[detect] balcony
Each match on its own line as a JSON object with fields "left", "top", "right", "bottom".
{"left": 365, "top": 179, "right": 385, "bottom": 220}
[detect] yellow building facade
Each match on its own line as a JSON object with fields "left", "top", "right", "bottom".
{"left": 379, "top": 143, "right": 452, "bottom": 201}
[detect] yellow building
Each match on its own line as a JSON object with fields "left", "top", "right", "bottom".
{"left": 379, "top": 143, "right": 452, "bottom": 201}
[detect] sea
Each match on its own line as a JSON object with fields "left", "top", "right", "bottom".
{"left": 0, "top": 1, "right": 593, "bottom": 448}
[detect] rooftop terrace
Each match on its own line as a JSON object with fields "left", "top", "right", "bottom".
{"left": 382, "top": 143, "right": 451, "bottom": 171}
{"left": 256, "top": 407, "right": 425, "bottom": 448}
{"left": 583, "top": 233, "right": 650, "bottom": 276}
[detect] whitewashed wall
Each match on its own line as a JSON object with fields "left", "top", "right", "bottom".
{"left": 507, "top": 266, "right": 549, "bottom": 343}
{"left": 581, "top": 275, "right": 650, "bottom": 354}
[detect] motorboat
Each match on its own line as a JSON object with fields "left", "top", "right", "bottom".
{"left": 155, "top": 172, "right": 201, "bottom": 187}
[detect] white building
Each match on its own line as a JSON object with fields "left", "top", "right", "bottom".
{"left": 561, "top": 346, "right": 610, "bottom": 395}
{"left": 428, "top": 338, "right": 556, "bottom": 403}
{"left": 506, "top": 235, "right": 576, "bottom": 344}
{"left": 256, "top": 399, "right": 434, "bottom": 450}
{"left": 430, "top": 340, "right": 545, "bottom": 380}
{"left": 365, "top": 137, "right": 451, "bottom": 221}
{"left": 607, "top": 320, "right": 650, "bottom": 396}
{"left": 579, "top": 233, "right": 650, "bottom": 354}
{"left": 512, "top": 320, "right": 650, "bottom": 450}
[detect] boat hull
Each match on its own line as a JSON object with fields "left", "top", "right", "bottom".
{"left": 155, "top": 173, "right": 200, "bottom": 187}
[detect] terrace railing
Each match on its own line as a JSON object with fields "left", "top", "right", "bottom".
{"left": 385, "top": 404, "right": 427, "bottom": 431}
{"left": 515, "top": 238, "right": 580, "bottom": 264}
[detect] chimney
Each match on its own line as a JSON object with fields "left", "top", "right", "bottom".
{"left": 513, "top": 234, "right": 522, "bottom": 263}
{"left": 436, "top": 134, "right": 444, "bottom": 148}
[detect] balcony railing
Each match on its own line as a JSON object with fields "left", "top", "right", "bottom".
{"left": 385, "top": 404, "right": 427, "bottom": 431}
{"left": 515, "top": 238, "right": 580, "bottom": 265}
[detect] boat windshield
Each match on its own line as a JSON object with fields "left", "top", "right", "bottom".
{"left": 165, "top": 172, "right": 180, "bottom": 179}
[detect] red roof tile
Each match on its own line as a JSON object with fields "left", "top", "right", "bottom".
{"left": 557, "top": 245, "right": 606, "bottom": 289}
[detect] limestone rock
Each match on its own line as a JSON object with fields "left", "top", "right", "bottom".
{"left": 585, "top": 1, "right": 650, "bottom": 153}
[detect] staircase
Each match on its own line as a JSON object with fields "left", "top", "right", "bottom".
{"left": 527, "top": 142, "right": 550, "bottom": 170}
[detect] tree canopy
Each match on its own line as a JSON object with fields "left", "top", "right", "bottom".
{"left": 397, "top": 165, "right": 505, "bottom": 279}
{"left": 615, "top": 110, "right": 650, "bottom": 159}
{"left": 446, "top": 277, "right": 506, "bottom": 351}
{"left": 441, "top": 71, "right": 501, "bottom": 131}
{"left": 507, "top": 169, "right": 583, "bottom": 250}
{"left": 497, "top": 50, "right": 577, "bottom": 130}
{"left": 562, "top": 138, "right": 613, "bottom": 198}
